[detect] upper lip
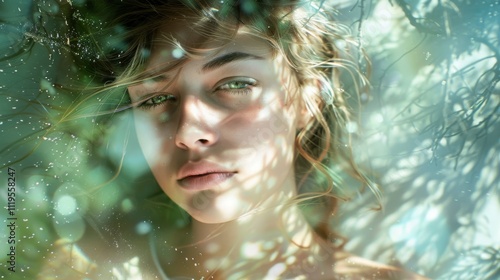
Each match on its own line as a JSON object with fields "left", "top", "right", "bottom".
{"left": 177, "top": 161, "right": 236, "bottom": 181}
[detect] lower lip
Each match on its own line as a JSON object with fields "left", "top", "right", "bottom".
{"left": 178, "top": 172, "right": 235, "bottom": 191}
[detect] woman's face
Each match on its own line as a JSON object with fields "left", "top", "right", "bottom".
{"left": 128, "top": 25, "right": 306, "bottom": 224}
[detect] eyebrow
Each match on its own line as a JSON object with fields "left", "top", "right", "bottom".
{"left": 202, "top": 52, "right": 264, "bottom": 72}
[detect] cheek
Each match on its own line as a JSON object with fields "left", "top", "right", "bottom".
{"left": 133, "top": 112, "right": 175, "bottom": 170}
{"left": 223, "top": 102, "right": 298, "bottom": 179}
{"left": 134, "top": 113, "right": 187, "bottom": 205}
{"left": 254, "top": 101, "right": 298, "bottom": 165}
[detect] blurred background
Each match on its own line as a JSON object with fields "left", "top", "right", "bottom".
{"left": 1, "top": 0, "right": 499, "bottom": 279}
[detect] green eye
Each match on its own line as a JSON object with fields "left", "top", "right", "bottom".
{"left": 151, "top": 95, "right": 169, "bottom": 104}
{"left": 221, "top": 81, "right": 250, "bottom": 89}
{"left": 139, "top": 94, "right": 177, "bottom": 110}
{"left": 215, "top": 78, "right": 257, "bottom": 95}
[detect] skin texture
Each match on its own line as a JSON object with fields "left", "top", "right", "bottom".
{"left": 128, "top": 29, "right": 306, "bottom": 225}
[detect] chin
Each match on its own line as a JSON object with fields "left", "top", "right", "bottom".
{"left": 185, "top": 192, "right": 253, "bottom": 224}
{"left": 187, "top": 209, "right": 241, "bottom": 224}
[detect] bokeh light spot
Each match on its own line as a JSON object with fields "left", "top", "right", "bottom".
{"left": 55, "top": 195, "right": 77, "bottom": 216}
{"left": 172, "top": 48, "right": 184, "bottom": 59}
{"left": 135, "top": 221, "right": 152, "bottom": 235}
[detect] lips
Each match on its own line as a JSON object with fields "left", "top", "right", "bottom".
{"left": 177, "top": 161, "right": 236, "bottom": 191}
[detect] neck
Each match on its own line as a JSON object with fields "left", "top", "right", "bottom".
{"left": 157, "top": 176, "right": 335, "bottom": 278}
{"left": 192, "top": 201, "right": 313, "bottom": 248}
{"left": 185, "top": 189, "right": 328, "bottom": 278}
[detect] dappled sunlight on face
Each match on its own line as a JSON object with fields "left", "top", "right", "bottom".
{"left": 129, "top": 28, "right": 302, "bottom": 224}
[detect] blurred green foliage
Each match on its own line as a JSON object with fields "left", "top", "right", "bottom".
{"left": 0, "top": 0, "right": 498, "bottom": 279}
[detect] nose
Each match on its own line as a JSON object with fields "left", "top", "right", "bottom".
{"left": 175, "top": 96, "right": 218, "bottom": 150}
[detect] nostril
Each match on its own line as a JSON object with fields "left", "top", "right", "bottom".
{"left": 198, "top": 139, "right": 209, "bottom": 144}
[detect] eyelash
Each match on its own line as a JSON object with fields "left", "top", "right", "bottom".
{"left": 213, "top": 79, "right": 256, "bottom": 95}
{"left": 138, "top": 94, "right": 177, "bottom": 110}
{"left": 136, "top": 78, "right": 257, "bottom": 111}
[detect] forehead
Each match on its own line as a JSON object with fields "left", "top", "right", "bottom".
{"left": 145, "top": 23, "right": 274, "bottom": 72}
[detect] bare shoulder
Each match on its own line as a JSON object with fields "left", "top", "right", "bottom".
{"left": 330, "top": 250, "right": 429, "bottom": 280}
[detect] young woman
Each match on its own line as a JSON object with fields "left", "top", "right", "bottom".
{"left": 43, "top": 0, "right": 427, "bottom": 279}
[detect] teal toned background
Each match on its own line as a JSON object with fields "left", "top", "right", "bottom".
{"left": 1, "top": 0, "right": 499, "bottom": 279}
